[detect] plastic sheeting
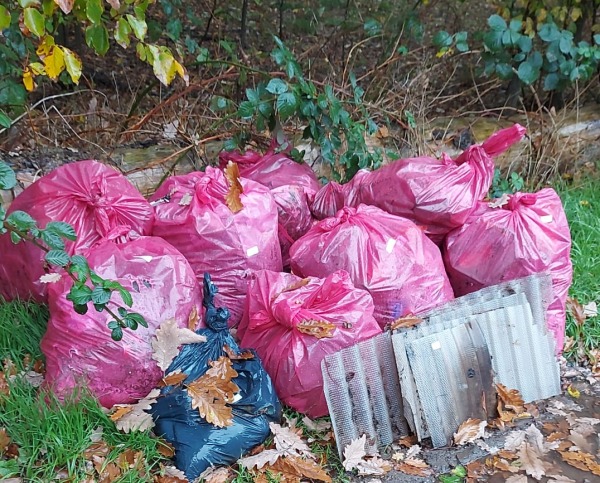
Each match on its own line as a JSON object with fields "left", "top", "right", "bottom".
{"left": 238, "top": 270, "right": 382, "bottom": 417}
{"left": 290, "top": 204, "right": 454, "bottom": 327}
{"left": 325, "top": 125, "right": 526, "bottom": 242}
{"left": 150, "top": 274, "right": 281, "bottom": 481}
{"left": 150, "top": 167, "right": 282, "bottom": 325}
{"left": 41, "top": 233, "right": 201, "bottom": 407}
{"left": 0, "top": 160, "right": 153, "bottom": 302}
{"left": 444, "top": 188, "right": 572, "bottom": 352}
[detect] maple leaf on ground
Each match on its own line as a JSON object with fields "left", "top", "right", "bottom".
{"left": 224, "top": 162, "right": 244, "bottom": 213}
{"left": 453, "top": 418, "right": 487, "bottom": 446}
{"left": 112, "top": 388, "right": 160, "bottom": 433}
{"left": 296, "top": 319, "right": 336, "bottom": 338}
{"left": 186, "top": 358, "right": 239, "bottom": 427}
{"left": 151, "top": 318, "right": 207, "bottom": 371}
{"left": 342, "top": 435, "right": 367, "bottom": 471}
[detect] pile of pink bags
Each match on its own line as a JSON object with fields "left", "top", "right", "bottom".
{"left": 444, "top": 189, "right": 572, "bottom": 351}
{"left": 41, "top": 232, "right": 201, "bottom": 407}
{"left": 238, "top": 270, "right": 382, "bottom": 417}
{"left": 290, "top": 204, "right": 455, "bottom": 327}
{"left": 0, "top": 160, "right": 153, "bottom": 302}
{"left": 150, "top": 167, "right": 282, "bottom": 325}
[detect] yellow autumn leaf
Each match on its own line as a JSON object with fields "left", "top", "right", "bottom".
{"left": 173, "top": 59, "right": 189, "bottom": 85}
{"left": 537, "top": 8, "right": 547, "bottom": 23}
{"left": 43, "top": 45, "right": 65, "bottom": 80}
{"left": 524, "top": 17, "right": 535, "bottom": 37}
{"left": 29, "top": 62, "right": 45, "bottom": 75}
{"left": 567, "top": 385, "right": 580, "bottom": 398}
{"left": 61, "top": 46, "right": 82, "bottom": 84}
{"left": 36, "top": 35, "right": 55, "bottom": 57}
{"left": 570, "top": 7, "right": 582, "bottom": 22}
{"left": 23, "top": 67, "right": 35, "bottom": 92}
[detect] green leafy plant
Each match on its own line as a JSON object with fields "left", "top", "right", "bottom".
{"left": 439, "top": 464, "right": 467, "bottom": 483}
{"left": 0, "top": 161, "right": 146, "bottom": 341}
{"left": 490, "top": 168, "right": 525, "bottom": 199}
{"left": 233, "top": 36, "right": 383, "bottom": 181}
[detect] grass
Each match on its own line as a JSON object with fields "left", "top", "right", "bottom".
{"left": 0, "top": 299, "right": 167, "bottom": 482}
{"left": 555, "top": 176, "right": 600, "bottom": 351}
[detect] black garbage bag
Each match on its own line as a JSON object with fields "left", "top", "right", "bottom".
{"left": 150, "top": 273, "right": 282, "bottom": 480}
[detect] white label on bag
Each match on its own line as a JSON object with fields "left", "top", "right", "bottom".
{"left": 540, "top": 214, "right": 553, "bottom": 223}
{"left": 134, "top": 256, "right": 153, "bottom": 262}
{"left": 385, "top": 238, "right": 397, "bottom": 253}
{"left": 247, "top": 246, "right": 259, "bottom": 257}
{"left": 431, "top": 341, "right": 441, "bottom": 350}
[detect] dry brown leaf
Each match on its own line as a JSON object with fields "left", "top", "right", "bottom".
{"left": 546, "top": 475, "right": 576, "bottom": 482}
{"left": 39, "top": 272, "right": 62, "bottom": 283}
{"left": 187, "top": 306, "right": 199, "bottom": 331}
{"left": 157, "top": 439, "right": 175, "bottom": 458}
{"left": 397, "top": 434, "right": 419, "bottom": 447}
{"left": 583, "top": 301, "right": 598, "bottom": 318}
{"left": 356, "top": 456, "right": 393, "bottom": 476}
{"left": 186, "top": 358, "right": 239, "bottom": 427}
{"left": 566, "top": 296, "right": 586, "bottom": 326}
{"left": 505, "top": 476, "right": 528, "bottom": 483}
{"left": 394, "top": 461, "right": 434, "bottom": 477}
{"left": 106, "top": 0, "right": 121, "bottom": 10}
{"left": 390, "top": 315, "right": 423, "bottom": 331}
{"left": 54, "top": 0, "right": 75, "bottom": 15}
{"left": 0, "top": 372, "right": 9, "bottom": 397}
{"left": 113, "top": 388, "right": 160, "bottom": 433}
{"left": 239, "top": 448, "right": 283, "bottom": 470}
{"left": 271, "top": 422, "right": 313, "bottom": 458}
{"left": 109, "top": 406, "right": 133, "bottom": 422}
{"left": 518, "top": 441, "right": 547, "bottom": 480}
{"left": 497, "top": 449, "right": 519, "bottom": 460}
{"left": 160, "top": 370, "right": 187, "bottom": 388}
{"left": 274, "top": 278, "right": 311, "bottom": 300}
{"left": 223, "top": 345, "right": 254, "bottom": 360}
{"left": 0, "top": 428, "right": 10, "bottom": 453}
{"left": 198, "top": 466, "right": 232, "bottom": 483}
{"left": 488, "top": 456, "right": 520, "bottom": 473}
{"left": 496, "top": 384, "right": 525, "bottom": 413}
{"left": 259, "top": 455, "right": 331, "bottom": 482}
{"left": 93, "top": 455, "right": 121, "bottom": 483}
{"left": 84, "top": 441, "right": 111, "bottom": 459}
{"left": 466, "top": 460, "right": 487, "bottom": 479}
{"left": 568, "top": 430, "right": 593, "bottom": 453}
{"left": 342, "top": 434, "right": 367, "bottom": 471}
{"left": 296, "top": 319, "right": 336, "bottom": 339}
{"left": 546, "top": 431, "right": 568, "bottom": 442}
{"left": 403, "top": 458, "right": 428, "bottom": 468}
{"left": 151, "top": 318, "right": 207, "bottom": 371}
{"left": 224, "top": 162, "right": 244, "bottom": 213}
{"left": 454, "top": 418, "right": 487, "bottom": 446}
{"left": 559, "top": 450, "right": 600, "bottom": 475}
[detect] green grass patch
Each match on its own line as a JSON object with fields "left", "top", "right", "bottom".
{"left": 556, "top": 177, "right": 600, "bottom": 351}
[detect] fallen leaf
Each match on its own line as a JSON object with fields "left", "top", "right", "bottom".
{"left": 405, "top": 444, "right": 421, "bottom": 460}
{"left": 496, "top": 384, "right": 525, "bottom": 413}
{"left": 505, "top": 476, "right": 528, "bottom": 483}
{"left": 198, "top": 466, "right": 231, "bottom": 483}
{"left": 466, "top": 460, "right": 487, "bottom": 479}
{"left": 403, "top": 458, "right": 429, "bottom": 468}
{"left": 566, "top": 297, "right": 586, "bottom": 326}
{"left": 356, "top": 456, "right": 392, "bottom": 476}
{"left": 113, "top": 388, "right": 159, "bottom": 433}
{"left": 93, "top": 455, "right": 121, "bottom": 482}
{"left": 296, "top": 319, "right": 336, "bottom": 338}
{"left": 274, "top": 278, "right": 311, "bottom": 300}
{"left": 39, "top": 272, "right": 62, "bottom": 283}
{"left": 488, "top": 456, "right": 520, "bottom": 473}
{"left": 546, "top": 475, "right": 576, "bottom": 482}
{"left": 109, "top": 405, "right": 133, "bottom": 422}
{"left": 151, "top": 318, "right": 207, "bottom": 371}
{"left": 454, "top": 418, "right": 487, "bottom": 446}
{"left": 488, "top": 193, "right": 511, "bottom": 208}
{"left": 390, "top": 315, "right": 423, "bottom": 331}
{"left": 179, "top": 192, "right": 193, "bottom": 206}
{"left": 223, "top": 345, "right": 254, "bottom": 360}
{"left": 397, "top": 434, "right": 419, "bottom": 447}
{"left": 567, "top": 385, "right": 580, "bottom": 398}
{"left": 160, "top": 370, "right": 187, "bottom": 387}
{"left": 568, "top": 430, "right": 594, "bottom": 453}
{"left": 394, "top": 461, "right": 434, "bottom": 477}
{"left": 157, "top": 439, "right": 175, "bottom": 458}
{"left": 0, "top": 372, "right": 9, "bottom": 397}
{"left": 271, "top": 422, "right": 313, "bottom": 458}
{"left": 0, "top": 428, "right": 10, "bottom": 453}
{"left": 302, "top": 416, "right": 331, "bottom": 433}
{"left": 238, "top": 448, "right": 283, "bottom": 470}
{"left": 342, "top": 434, "right": 367, "bottom": 471}
{"left": 259, "top": 454, "right": 331, "bottom": 482}
{"left": 559, "top": 450, "right": 600, "bottom": 475}
{"left": 187, "top": 306, "right": 199, "bottom": 331}
{"left": 518, "top": 441, "right": 547, "bottom": 480}
{"left": 583, "top": 301, "right": 597, "bottom": 318}
{"left": 90, "top": 426, "right": 104, "bottom": 443}
{"left": 185, "top": 357, "right": 239, "bottom": 428}
{"left": 83, "top": 441, "right": 110, "bottom": 459}
{"left": 224, "top": 162, "right": 244, "bottom": 213}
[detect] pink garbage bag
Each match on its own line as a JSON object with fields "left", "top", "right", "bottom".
{"left": 0, "top": 160, "right": 153, "bottom": 302}
{"left": 290, "top": 204, "right": 454, "bottom": 327}
{"left": 150, "top": 168, "right": 282, "bottom": 325}
{"left": 345, "top": 124, "right": 526, "bottom": 242}
{"left": 272, "top": 185, "right": 314, "bottom": 267}
{"left": 238, "top": 270, "right": 382, "bottom": 417}
{"left": 41, "top": 233, "right": 202, "bottom": 407}
{"left": 443, "top": 188, "right": 572, "bottom": 352}
{"left": 218, "top": 144, "right": 320, "bottom": 193}
{"left": 310, "top": 170, "right": 368, "bottom": 220}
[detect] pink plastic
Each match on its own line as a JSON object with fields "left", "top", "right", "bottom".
{"left": 41, "top": 234, "right": 202, "bottom": 407}
{"left": 310, "top": 181, "right": 345, "bottom": 220}
{"left": 343, "top": 125, "right": 526, "bottom": 242}
{"left": 443, "top": 188, "right": 572, "bottom": 352}
{"left": 238, "top": 270, "right": 382, "bottom": 417}
{"left": 272, "top": 185, "right": 314, "bottom": 267}
{"left": 150, "top": 168, "right": 282, "bottom": 325}
{"left": 290, "top": 204, "right": 455, "bottom": 327}
{"left": 218, "top": 144, "right": 320, "bottom": 193}
{"left": 0, "top": 160, "right": 153, "bottom": 302}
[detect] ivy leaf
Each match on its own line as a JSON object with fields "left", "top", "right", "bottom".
{"left": 276, "top": 92, "right": 298, "bottom": 120}
{"left": 45, "top": 249, "right": 70, "bottom": 267}
{"left": 266, "top": 78, "right": 288, "bottom": 94}
{"left": 45, "top": 221, "right": 77, "bottom": 241}
{"left": 0, "top": 162, "right": 17, "bottom": 190}
{"left": 23, "top": 7, "right": 45, "bottom": 38}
